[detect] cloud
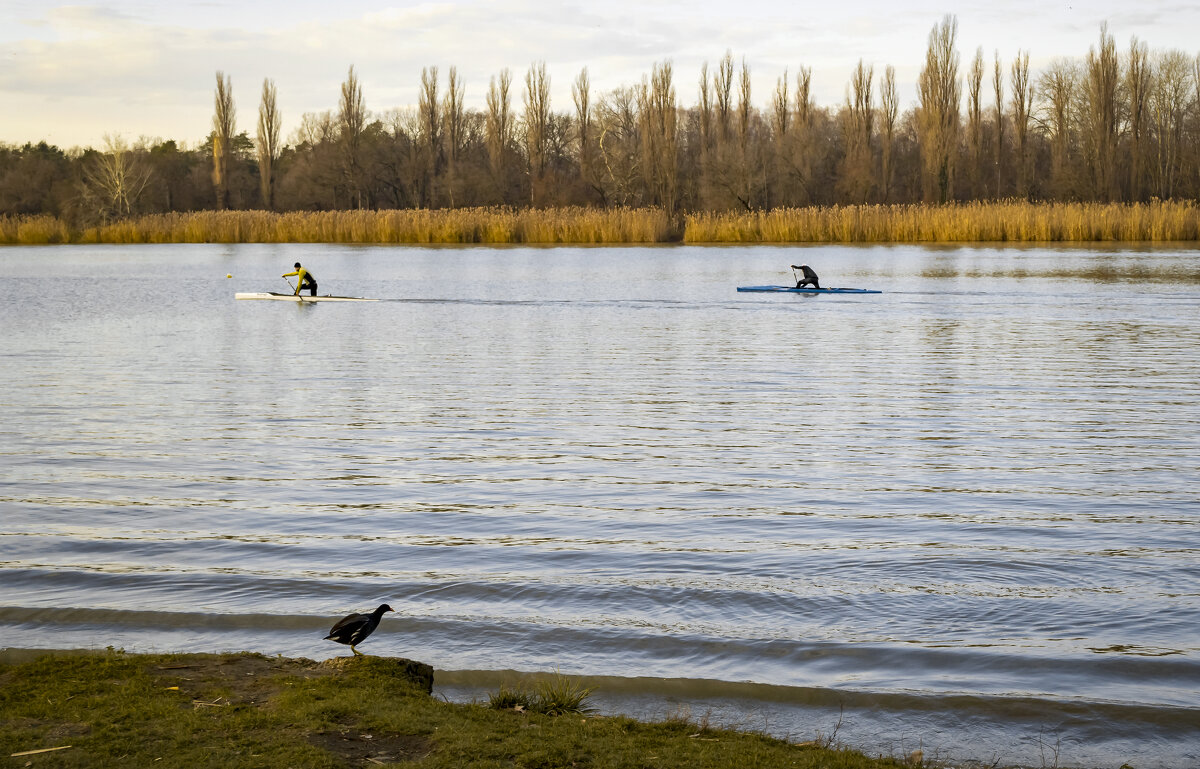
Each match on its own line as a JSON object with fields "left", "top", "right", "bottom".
{"left": 3, "top": 0, "right": 1199, "bottom": 148}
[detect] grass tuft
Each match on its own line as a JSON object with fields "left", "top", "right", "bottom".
{"left": 487, "top": 671, "right": 595, "bottom": 715}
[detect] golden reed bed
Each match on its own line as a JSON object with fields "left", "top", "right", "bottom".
{"left": 3, "top": 201, "right": 1198, "bottom": 245}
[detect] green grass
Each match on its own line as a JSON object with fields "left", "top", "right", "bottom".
{"left": 0, "top": 649, "right": 912, "bottom": 769}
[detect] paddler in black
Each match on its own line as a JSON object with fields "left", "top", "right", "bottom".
{"left": 791, "top": 264, "right": 820, "bottom": 289}
{"left": 283, "top": 262, "right": 318, "bottom": 296}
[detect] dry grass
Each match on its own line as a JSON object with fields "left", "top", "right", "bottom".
{"left": 0, "top": 207, "right": 676, "bottom": 245}
{"left": 683, "top": 200, "right": 1200, "bottom": 243}
{"left": 2, "top": 201, "right": 1198, "bottom": 245}
{"left": 0, "top": 214, "right": 74, "bottom": 244}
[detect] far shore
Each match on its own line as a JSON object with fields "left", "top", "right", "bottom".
{"left": 3, "top": 200, "right": 1199, "bottom": 246}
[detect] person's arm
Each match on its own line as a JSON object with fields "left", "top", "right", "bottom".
{"left": 282, "top": 269, "right": 299, "bottom": 277}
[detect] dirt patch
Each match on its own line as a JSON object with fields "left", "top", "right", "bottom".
{"left": 149, "top": 654, "right": 330, "bottom": 708}
{"left": 307, "top": 727, "right": 432, "bottom": 765}
{"left": 147, "top": 654, "right": 434, "bottom": 709}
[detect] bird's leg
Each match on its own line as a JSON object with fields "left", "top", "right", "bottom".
{"left": 350, "top": 645, "right": 363, "bottom": 656}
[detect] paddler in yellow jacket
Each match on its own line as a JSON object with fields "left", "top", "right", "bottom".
{"left": 282, "top": 262, "right": 318, "bottom": 296}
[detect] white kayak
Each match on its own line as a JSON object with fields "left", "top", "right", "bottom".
{"left": 235, "top": 292, "right": 379, "bottom": 302}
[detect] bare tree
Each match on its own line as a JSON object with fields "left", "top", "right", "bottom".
{"left": 697, "top": 61, "right": 713, "bottom": 151}
{"left": 992, "top": 52, "right": 1004, "bottom": 198}
{"left": 1010, "top": 51, "right": 1032, "bottom": 197}
{"left": 772, "top": 69, "right": 790, "bottom": 138}
{"left": 523, "top": 61, "right": 551, "bottom": 204}
{"left": 734, "top": 57, "right": 755, "bottom": 208}
{"left": 1195, "top": 54, "right": 1200, "bottom": 196}
{"left": 1148, "top": 49, "right": 1192, "bottom": 198}
{"left": 1084, "top": 22, "right": 1120, "bottom": 200}
{"left": 713, "top": 52, "right": 735, "bottom": 144}
{"left": 638, "top": 61, "right": 678, "bottom": 213}
{"left": 1037, "top": 58, "right": 1078, "bottom": 198}
{"left": 255, "top": 78, "right": 281, "bottom": 209}
{"left": 1126, "top": 37, "right": 1151, "bottom": 200}
{"left": 81, "top": 135, "right": 153, "bottom": 221}
{"left": 787, "top": 65, "right": 816, "bottom": 205}
{"left": 880, "top": 65, "right": 898, "bottom": 202}
{"left": 795, "top": 66, "right": 813, "bottom": 129}
{"left": 696, "top": 61, "right": 714, "bottom": 204}
{"left": 485, "top": 68, "right": 513, "bottom": 195}
{"left": 443, "top": 66, "right": 465, "bottom": 207}
{"left": 595, "top": 86, "right": 641, "bottom": 206}
{"left": 418, "top": 66, "right": 442, "bottom": 206}
{"left": 917, "top": 15, "right": 961, "bottom": 202}
{"left": 338, "top": 65, "right": 367, "bottom": 208}
{"left": 840, "top": 59, "right": 874, "bottom": 203}
{"left": 572, "top": 67, "right": 599, "bottom": 202}
{"left": 967, "top": 48, "right": 985, "bottom": 197}
{"left": 212, "top": 71, "right": 235, "bottom": 210}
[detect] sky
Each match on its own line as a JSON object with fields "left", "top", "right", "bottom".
{"left": 2, "top": 0, "right": 1197, "bottom": 150}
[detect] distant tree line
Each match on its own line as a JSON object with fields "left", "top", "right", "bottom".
{"left": 3, "top": 16, "right": 1199, "bottom": 225}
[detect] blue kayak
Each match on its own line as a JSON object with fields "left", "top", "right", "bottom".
{"left": 737, "top": 285, "right": 882, "bottom": 294}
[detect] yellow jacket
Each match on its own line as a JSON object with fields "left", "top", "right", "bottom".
{"left": 282, "top": 266, "right": 316, "bottom": 292}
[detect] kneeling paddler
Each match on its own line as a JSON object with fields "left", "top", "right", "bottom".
{"left": 790, "top": 264, "right": 820, "bottom": 289}
{"left": 283, "top": 262, "right": 318, "bottom": 296}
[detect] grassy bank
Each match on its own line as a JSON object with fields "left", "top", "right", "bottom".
{"left": 3, "top": 201, "right": 1199, "bottom": 245}
{"left": 0, "top": 650, "right": 909, "bottom": 769}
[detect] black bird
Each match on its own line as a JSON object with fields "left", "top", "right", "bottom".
{"left": 323, "top": 604, "right": 393, "bottom": 655}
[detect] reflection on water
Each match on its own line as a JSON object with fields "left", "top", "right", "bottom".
{"left": 1, "top": 243, "right": 1198, "bottom": 768}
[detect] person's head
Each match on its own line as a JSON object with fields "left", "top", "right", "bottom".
{"left": 294, "top": 262, "right": 302, "bottom": 269}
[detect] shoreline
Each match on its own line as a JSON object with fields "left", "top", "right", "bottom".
{"left": 3, "top": 201, "right": 1200, "bottom": 245}
{"left": 2, "top": 647, "right": 929, "bottom": 769}
{"left": 3, "top": 647, "right": 1179, "bottom": 769}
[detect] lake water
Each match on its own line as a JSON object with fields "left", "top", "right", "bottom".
{"left": 1, "top": 243, "right": 1198, "bottom": 768}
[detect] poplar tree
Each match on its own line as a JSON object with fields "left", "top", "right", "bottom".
{"left": 787, "top": 66, "right": 815, "bottom": 205}
{"left": 967, "top": 48, "right": 984, "bottom": 197}
{"left": 337, "top": 66, "right": 366, "bottom": 208}
{"left": 523, "top": 61, "right": 551, "bottom": 205}
{"left": 880, "top": 65, "right": 898, "bottom": 202}
{"left": 418, "top": 66, "right": 442, "bottom": 206}
{"left": 485, "top": 69, "right": 513, "bottom": 196}
{"left": 572, "top": 68, "right": 598, "bottom": 201}
{"left": 1010, "top": 51, "right": 1032, "bottom": 198}
{"left": 255, "top": 78, "right": 280, "bottom": 210}
{"left": 638, "top": 61, "right": 678, "bottom": 213}
{"left": 992, "top": 52, "right": 1004, "bottom": 197}
{"left": 697, "top": 62, "right": 714, "bottom": 206}
{"left": 840, "top": 59, "right": 874, "bottom": 203}
{"left": 443, "top": 66, "right": 465, "bottom": 207}
{"left": 1084, "top": 23, "right": 1120, "bottom": 200}
{"left": 212, "top": 71, "right": 235, "bottom": 210}
{"left": 917, "top": 15, "right": 960, "bottom": 203}
{"left": 1126, "top": 38, "right": 1151, "bottom": 201}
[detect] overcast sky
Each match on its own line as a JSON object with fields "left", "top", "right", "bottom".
{"left": 2, "top": 0, "right": 1197, "bottom": 150}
